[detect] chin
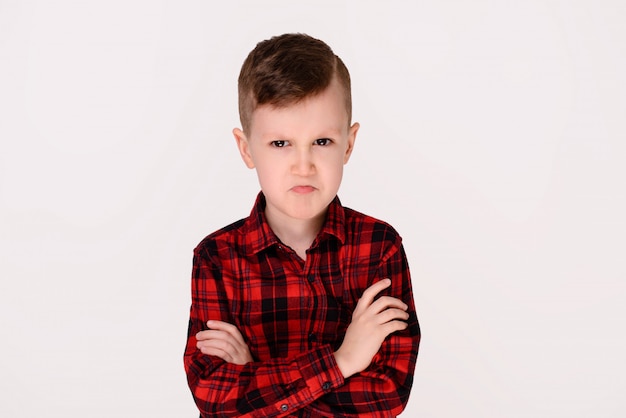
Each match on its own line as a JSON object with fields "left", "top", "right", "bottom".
{"left": 286, "top": 201, "right": 329, "bottom": 221}
{"left": 287, "top": 208, "right": 324, "bottom": 221}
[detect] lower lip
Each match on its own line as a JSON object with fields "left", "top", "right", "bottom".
{"left": 291, "top": 186, "right": 316, "bottom": 194}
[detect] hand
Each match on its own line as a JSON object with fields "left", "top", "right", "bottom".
{"left": 196, "top": 320, "right": 253, "bottom": 365}
{"left": 334, "top": 278, "right": 409, "bottom": 378}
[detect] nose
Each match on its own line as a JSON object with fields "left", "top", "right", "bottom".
{"left": 291, "top": 147, "right": 315, "bottom": 176}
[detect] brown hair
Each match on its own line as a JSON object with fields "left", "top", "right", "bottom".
{"left": 238, "top": 33, "right": 352, "bottom": 133}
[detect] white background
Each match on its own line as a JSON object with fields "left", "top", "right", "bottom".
{"left": 1, "top": 0, "right": 625, "bottom": 416}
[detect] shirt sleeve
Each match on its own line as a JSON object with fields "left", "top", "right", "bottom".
{"left": 301, "top": 241, "right": 421, "bottom": 417}
{"left": 184, "top": 249, "right": 346, "bottom": 418}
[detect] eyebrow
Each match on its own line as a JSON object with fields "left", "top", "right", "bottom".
{"left": 261, "top": 130, "right": 343, "bottom": 142}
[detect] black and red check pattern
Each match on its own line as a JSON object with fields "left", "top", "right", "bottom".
{"left": 184, "top": 193, "right": 420, "bottom": 417}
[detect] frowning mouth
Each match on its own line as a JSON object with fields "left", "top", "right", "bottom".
{"left": 290, "top": 185, "right": 316, "bottom": 194}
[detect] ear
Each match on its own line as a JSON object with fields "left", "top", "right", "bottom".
{"left": 233, "top": 128, "right": 255, "bottom": 169}
{"left": 343, "top": 122, "right": 359, "bottom": 164}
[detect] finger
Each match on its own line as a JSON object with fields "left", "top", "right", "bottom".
{"left": 206, "top": 320, "right": 240, "bottom": 333}
{"left": 377, "top": 308, "right": 410, "bottom": 325}
{"left": 205, "top": 321, "right": 247, "bottom": 348}
{"left": 196, "top": 329, "right": 220, "bottom": 340}
{"left": 197, "top": 331, "right": 245, "bottom": 352}
{"left": 379, "top": 320, "right": 409, "bottom": 337}
{"left": 199, "top": 345, "right": 234, "bottom": 363}
{"left": 198, "top": 338, "right": 250, "bottom": 365}
{"left": 356, "top": 279, "right": 391, "bottom": 312}
{"left": 197, "top": 338, "right": 236, "bottom": 352}
{"left": 206, "top": 320, "right": 247, "bottom": 345}
{"left": 197, "top": 337, "right": 239, "bottom": 358}
{"left": 205, "top": 346, "right": 248, "bottom": 366}
{"left": 196, "top": 329, "right": 234, "bottom": 342}
{"left": 369, "top": 296, "right": 408, "bottom": 315}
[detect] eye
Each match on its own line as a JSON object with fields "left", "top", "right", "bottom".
{"left": 270, "top": 140, "right": 288, "bottom": 148}
{"left": 314, "top": 138, "right": 332, "bottom": 146}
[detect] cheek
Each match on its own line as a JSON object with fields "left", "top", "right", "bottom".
{"left": 254, "top": 162, "right": 282, "bottom": 188}
{"left": 322, "top": 159, "right": 345, "bottom": 183}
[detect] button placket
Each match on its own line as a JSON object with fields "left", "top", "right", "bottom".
{"left": 304, "top": 254, "right": 321, "bottom": 350}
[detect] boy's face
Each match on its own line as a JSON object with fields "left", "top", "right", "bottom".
{"left": 234, "top": 77, "right": 359, "bottom": 226}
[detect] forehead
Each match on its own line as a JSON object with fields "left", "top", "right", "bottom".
{"left": 249, "top": 79, "right": 350, "bottom": 139}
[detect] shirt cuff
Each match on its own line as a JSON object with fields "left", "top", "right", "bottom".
{"left": 297, "top": 344, "right": 345, "bottom": 398}
{"left": 268, "top": 345, "right": 346, "bottom": 416}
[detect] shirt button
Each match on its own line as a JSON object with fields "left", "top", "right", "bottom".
{"left": 308, "top": 333, "right": 317, "bottom": 343}
{"left": 307, "top": 275, "right": 315, "bottom": 283}
{"left": 322, "top": 382, "right": 331, "bottom": 390}
{"left": 280, "top": 404, "right": 289, "bottom": 412}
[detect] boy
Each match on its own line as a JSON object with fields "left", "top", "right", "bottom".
{"left": 184, "top": 33, "right": 420, "bottom": 417}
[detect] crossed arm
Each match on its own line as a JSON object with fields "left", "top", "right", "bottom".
{"left": 196, "top": 279, "right": 408, "bottom": 378}
{"left": 185, "top": 244, "right": 419, "bottom": 417}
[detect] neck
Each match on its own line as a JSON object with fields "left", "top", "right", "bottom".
{"left": 265, "top": 209, "right": 326, "bottom": 260}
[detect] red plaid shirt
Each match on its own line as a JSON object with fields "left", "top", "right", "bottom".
{"left": 184, "top": 193, "right": 420, "bottom": 417}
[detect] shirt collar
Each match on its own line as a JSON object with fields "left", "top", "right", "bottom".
{"left": 242, "top": 191, "right": 346, "bottom": 255}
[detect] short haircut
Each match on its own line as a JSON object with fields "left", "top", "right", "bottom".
{"left": 238, "top": 33, "right": 352, "bottom": 133}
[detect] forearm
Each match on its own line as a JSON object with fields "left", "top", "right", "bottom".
{"left": 309, "top": 240, "right": 420, "bottom": 416}
{"left": 184, "top": 332, "right": 344, "bottom": 417}
{"left": 306, "top": 275, "right": 419, "bottom": 415}
{"left": 185, "top": 327, "right": 417, "bottom": 418}
{"left": 303, "top": 328, "right": 419, "bottom": 417}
